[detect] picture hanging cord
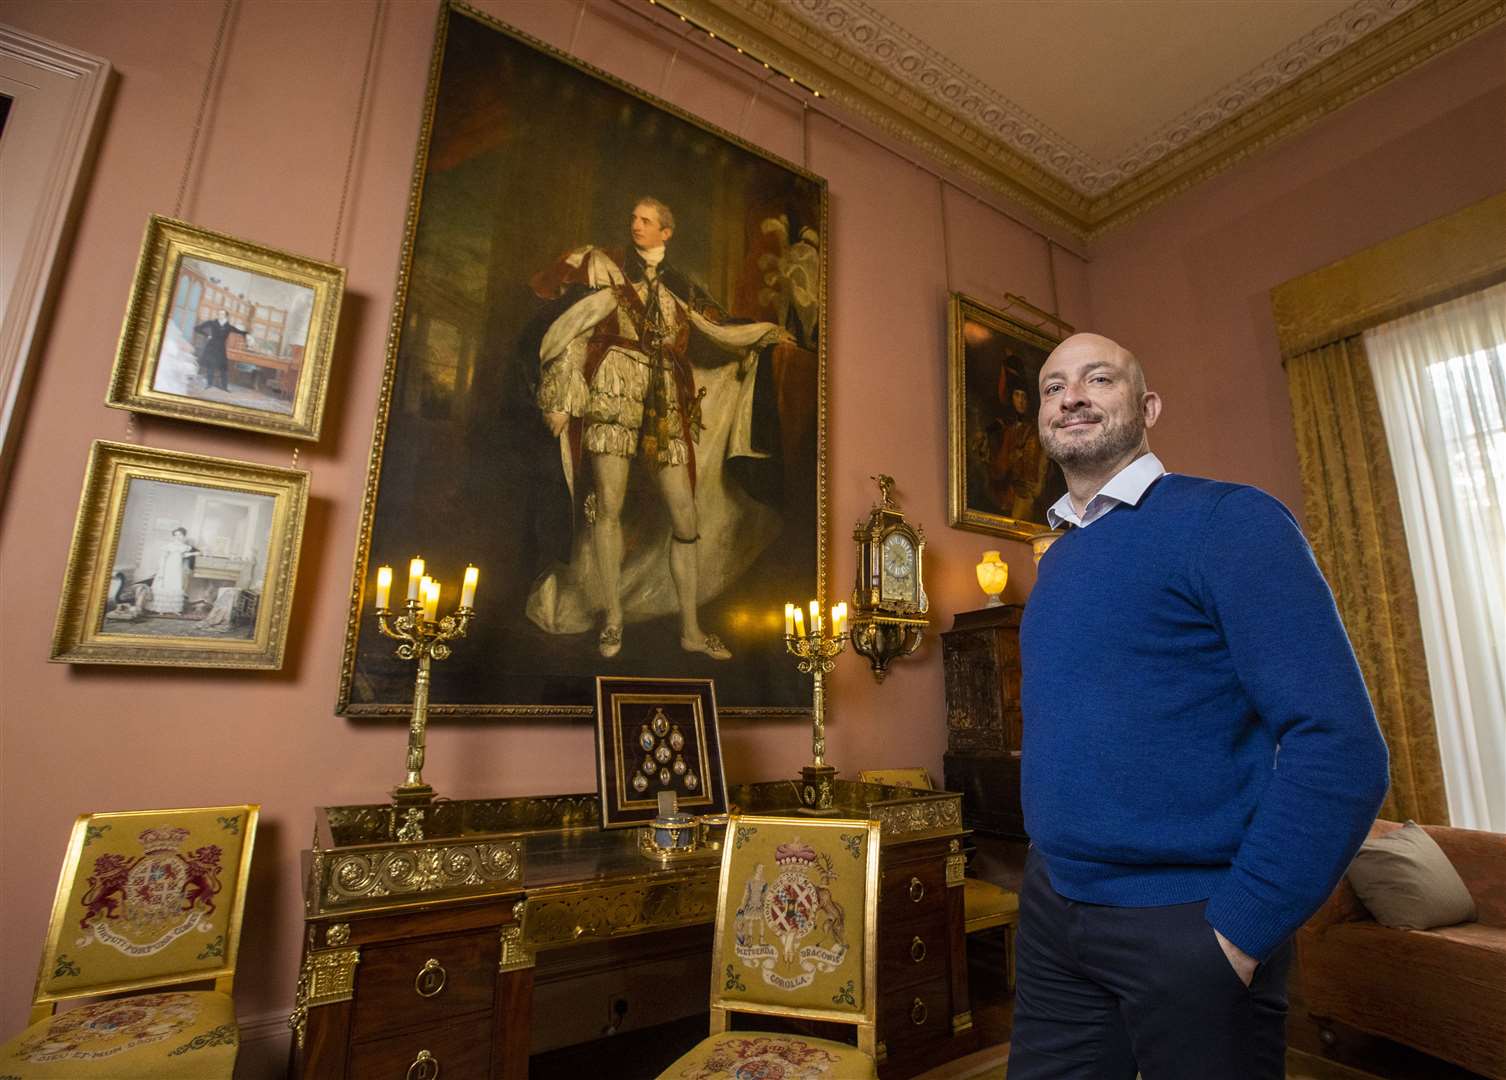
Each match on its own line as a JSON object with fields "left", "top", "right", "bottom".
{"left": 290, "top": 445, "right": 300, "bottom": 469}
{"left": 172, "top": 0, "right": 236, "bottom": 221}
{"left": 736, "top": 78, "right": 765, "bottom": 139}
{"left": 569, "top": 0, "right": 589, "bottom": 55}
{"left": 125, "top": 411, "right": 140, "bottom": 444}
{"left": 660, "top": 46, "right": 680, "bottom": 95}
{"left": 801, "top": 101, "right": 810, "bottom": 172}
{"left": 330, "top": 0, "right": 387, "bottom": 264}
{"left": 937, "top": 175, "right": 953, "bottom": 295}
{"left": 1045, "top": 236, "right": 1060, "bottom": 316}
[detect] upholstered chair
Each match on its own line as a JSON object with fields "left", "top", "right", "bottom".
{"left": 657, "top": 814, "right": 881, "bottom": 1080}
{"left": 0, "top": 805, "right": 259, "bottom": 1078}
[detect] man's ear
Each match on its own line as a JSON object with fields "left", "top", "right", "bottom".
{"left": 1142, "top": 390, "right": 1162, "bottom": 429}
{"left": 662, "top": 227, "right": 673, "bottom": 244}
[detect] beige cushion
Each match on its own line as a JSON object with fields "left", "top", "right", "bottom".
{"left": 1347, "top": 820, "right": 1478, "bottom": 930}
{"left": 659, "top": 1031, "right": 876, "bottom": 1079}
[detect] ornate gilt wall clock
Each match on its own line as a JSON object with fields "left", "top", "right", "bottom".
{"left": 850, "top": 475, "right": 928, "bottom": 680}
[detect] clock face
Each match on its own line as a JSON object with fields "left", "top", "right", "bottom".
{"left": 880, "top": 532, "right": 917, "bottom": 603}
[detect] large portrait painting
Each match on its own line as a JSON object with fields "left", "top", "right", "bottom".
{"left": 947, "top": 292, "right": 1072, "bottom": 539}
{"left": 337, "top": 4, "right": 826, "bottom": 718}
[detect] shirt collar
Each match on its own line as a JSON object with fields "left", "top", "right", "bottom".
{"left": 1047, "top": 452, "right": 1166, "bottom": 529}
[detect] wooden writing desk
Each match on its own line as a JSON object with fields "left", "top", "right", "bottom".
{"left": 290, "top": 781, "right": 974, "bottom": 1079}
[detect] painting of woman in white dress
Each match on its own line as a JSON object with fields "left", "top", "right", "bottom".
{"left": 101, "top": 478, "right": 274, "bottom": 641}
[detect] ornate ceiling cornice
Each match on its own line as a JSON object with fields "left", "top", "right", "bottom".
{"left": 656, "top": 0, "right": 1506, "bottom": 243}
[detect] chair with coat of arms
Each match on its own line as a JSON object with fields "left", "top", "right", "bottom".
{"left": 657, "top": 813, "right": 880, "bottom": 1080}
{"left": 0, "top": 804, "right": 259, "bottom": 1079}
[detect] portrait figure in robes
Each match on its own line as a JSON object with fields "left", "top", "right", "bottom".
{"left": 526, "top": 197, "right": 792, "bottom": 660}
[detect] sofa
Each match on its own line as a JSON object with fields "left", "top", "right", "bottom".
{"left": 1296, "top": 818, "right": 1506, "bottom": 1079}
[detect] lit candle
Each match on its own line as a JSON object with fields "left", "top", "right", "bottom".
{"left": 423, "top": 579, "right": 440, "bottom": 622}
{"left": 460, "top": 565, "right": 479, "bottom": 608}
{"left": 375, "top": 565, "right": 393, "bottom": 609}
{"left": 809, "top": 599, "right": 821, "bottom": 637}
{"left": 793, "top": 607, "right": 806, "bottom": 637}
{"left": 784, "top": 603, "right": 795, "bottom": 637}
{"left": 407, "top": 557, "right": 425, "bottom": 602}
{"left": 832, "top": 602, "right": 846, "bottom": 637}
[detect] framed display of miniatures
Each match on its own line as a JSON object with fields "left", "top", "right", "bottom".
{"left": 947, "top": 292, "right": 1073, "bottom": 540}
{"left": 337, "top": 2, "right": 827, "bottom": 719}
{"left": 594, "top": 676, "right": 727, "bottom": 829}
{"left": 106, "top": 216, "right": 345, "bottom": 441}
{"left": 50, "top": 441, "right": 309, "bottom": 669}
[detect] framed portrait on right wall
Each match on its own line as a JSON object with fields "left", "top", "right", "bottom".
{"left": 947, "top": 292, "right": 1073, "bottom": 540}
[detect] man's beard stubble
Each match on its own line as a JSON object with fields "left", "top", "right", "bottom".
{"left": 1041, "top": 409, "right": 1145, "bottom": 469}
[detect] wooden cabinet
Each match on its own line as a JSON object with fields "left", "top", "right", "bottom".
{"left": 941, "top": 605, "right": 1026, "bottom": 839}
{"left": 874, "top": 837, "right": 973, "bottom": 1075}
{"left": 290, "top": 895, "right": 529, "bottom": 1080}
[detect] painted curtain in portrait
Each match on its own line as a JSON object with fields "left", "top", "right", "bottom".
{"left": 338, "top": 4, "right": 826, "bottom": 717}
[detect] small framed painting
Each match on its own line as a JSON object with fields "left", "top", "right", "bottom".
{"left": 947, "top": 292, "right": 1073, "bottom": 539}
{"left": 50, "top": 441, "right": 309, "bottom": 669}
{"left": 106, "top": 216, "right": 345, "bottom": 441}
{"left": 594, "top": 676, "right": 728, "bottom": 829}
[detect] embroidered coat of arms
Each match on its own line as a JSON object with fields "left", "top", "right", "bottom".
{"left": 732, "top": 837, "right": 848, "bottom": 991}
{"left": 77, "top": 826, "right": 223, "bottom": 956}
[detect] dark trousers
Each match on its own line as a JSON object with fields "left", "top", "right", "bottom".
{"left": 1006, "top": 849, "right": 1291, "bottom": 1080}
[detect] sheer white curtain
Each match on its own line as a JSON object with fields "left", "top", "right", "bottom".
{"left": 1364, "top": 281, "right": 1506, "bottom": 831}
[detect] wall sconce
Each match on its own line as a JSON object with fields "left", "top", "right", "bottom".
{"left": 975, "top": 550, "right": 1008, "bottom": 607}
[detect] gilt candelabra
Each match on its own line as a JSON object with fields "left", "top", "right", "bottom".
{"left": 783, "top": 600, "right": 849, "bottom": 814}
{"left": 373, "top": 558, "right": 478, "bottom": 805}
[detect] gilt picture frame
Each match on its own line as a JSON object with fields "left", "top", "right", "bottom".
{"left": 106, "top": 216, "right": 345, "bottom": 441}
{"left": 336, "top": 3, "right": 827, "bottom": 720}
{"left": 50, "top": 441, "right": 309, "bottom": 669}
{"left": 947, "top": 292, "right": 1073, "bottom": 540}
{"left": 594, "top": 676, "right": 727, "bottom": 829}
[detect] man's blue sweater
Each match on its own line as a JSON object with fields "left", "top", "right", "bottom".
{"left": 1020, "top": 473, "right": 1389, "bottom": 960}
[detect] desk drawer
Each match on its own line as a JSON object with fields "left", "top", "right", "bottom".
{"left": 880, "top": 857, "right": 947, "bottom": 920}
{"left": 879, "top": 975, "right": 952, "bottom": 1061}
{"left": 352, "top": 928, "right": 497, "bottom": 1041}
{"left": 879, "top": 913, "right": 949, "bottom": 991}
{"left": 347, "top": 1017, "right": 493, "bottom": 1080}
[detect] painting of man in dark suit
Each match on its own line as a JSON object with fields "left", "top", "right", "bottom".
{"left": 193, "top": 309, "right": 250, "bottom": 391}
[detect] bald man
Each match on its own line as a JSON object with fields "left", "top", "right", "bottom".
{"left": 1006, "top": 334, "right": 1389, "bottom": 1079}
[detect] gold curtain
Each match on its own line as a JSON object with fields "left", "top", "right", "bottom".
{"left": 1285, "top": 338, "right": 1448, "bottom": 823}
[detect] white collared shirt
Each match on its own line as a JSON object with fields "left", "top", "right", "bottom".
{"left": 1047, "top": 452, "right": 1166, "bottom": 529}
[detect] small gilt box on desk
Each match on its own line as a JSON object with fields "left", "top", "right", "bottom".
{"left": 941, "top": 605, "right": 1026, "bottom": 839}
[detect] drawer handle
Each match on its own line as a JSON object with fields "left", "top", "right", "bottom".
{"left": 407, "top": 1049, "right": 440, "bottom": 1080}
{"left": 911, "top": 997, "right": 929, "bottom": 1026}
{"left": 910, "top": 936, "right": 927, "bottom": 963}
{"left": 908, "top": 876, "right": 925, "bottom": 903}
{"left": 414, "top": 958, "right": 446, "bottom": 998}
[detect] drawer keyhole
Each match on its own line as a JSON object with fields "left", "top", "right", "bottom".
{"left": 908, "top": 876, "right": 925, "bottom": 903}
{"left": 910, "top": 936, "right": 927, "bottom": 963}
{"left": 414, "top": 958, "right": 447, "bottom": 998}
{"left": 407, "top": 1049, "right": 440, "bottom": 1080}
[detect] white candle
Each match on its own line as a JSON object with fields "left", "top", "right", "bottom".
{"left": 809, "top": 599, "right": 821, "bottom": 637}
{"left": 407, "top": 557, "right": 425, "bottom": 602}
{"left": 784, "top": 603, "right": 795, "bottom": 637}
{"left": 423, "top": 579, "right": 440, "bottom": 622}
{"left": 461, "top": 565, "right": 479, "bottom": 608}
{"left": 793, "top": 608, "right": 806, "bottom": 638}
{"left": 375, "top": 566, "right": 392, "bottom": 609}
{"left": 832, "top": 602, "right": 846, "bottom": 637}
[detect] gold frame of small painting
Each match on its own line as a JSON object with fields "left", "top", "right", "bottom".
{"left": 594, "top": 676, "right": 728, "bottom": 829}
{"left": 50, "top": 441, "right": 309, "bottom": 669}
{"left": 106, "top": 216, "right": 345, "bottom": 441}
{"left": 947, "top": 291, "right": 1073, "bottom": 540}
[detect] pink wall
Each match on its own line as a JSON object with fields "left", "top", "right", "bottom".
{"left": 0, "top": 0, "right": 1079, "bottom": 1045}
{"left": 1087, "top": 24, "right": 1506, "bottom": 515}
